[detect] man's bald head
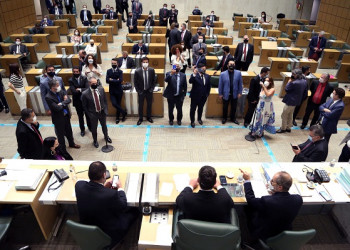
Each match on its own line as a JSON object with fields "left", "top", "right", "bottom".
{"left": 273, "top": 171, "right": 293, "bottom": 192}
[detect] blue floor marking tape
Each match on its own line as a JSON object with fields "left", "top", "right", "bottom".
{"left": 12, "top": 152, "right": 19, "bottom": 159}
{"left": 261, "top": 137, "right": 278, "bottom": 163}
{"left": 143, "top": 126, "right": 151, "bottom": 162}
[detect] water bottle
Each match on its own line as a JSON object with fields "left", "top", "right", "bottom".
{"left": 69, "top": 164, "right": 77, "bottom": 181}
{"left": 112, "top": 163, "right": 118, "bottom": 172}
{"left": 62, "top": 48, "right": 66, "bottom": 56}
{"left": 329, "top": 159, "right": 336, "bottom": 167}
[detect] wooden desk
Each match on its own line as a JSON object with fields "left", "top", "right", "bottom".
{"left": 4, "top": 86, "right": 33, "bottom": 115}
{"left": 76, "top": 26, "right": 113, "bottom": 43}
{"left": 63, "top": 14, "right": 77, "bottom": 28}
{"left": 246, "top": 29, "right": 281, "bottom": 38}
{"left": 205, "top": 56, "right": 219, "bottom": 69}
{"left": 190, "top": 27, "right": 228, "bottom": 36}
{"left": 206, "top": 70, "right": 256, "bottom": 89}
{"left": 207, "top": 44, "right": 237, "bottom": 56}
{"left": 9, "top": 34, "right": 50, "bottom": 53}
{"left": 54, "top": 19, "right": 70, "bottom": 35}
{"left": 137, "top": 19, "right": 160, "bottom": 26}
{"left": 42, "top": 54, "right": 80, "bottom": 68}
{"left": 327, "top": 40, "right": 346, "bottom": 49}
{"left": 188, "top": 15, "right": 201, "bottom": 21}
{"left": 278, "top": 19, "right": 309, "bottom": 32}
{"left": 238, "top": 22, "right": 273, "bottom": 37}
{"left": 104, "top": 20, "right": 119, "bottom": 35}
{"left": 0, "top": 55, "right": 23, "bottom": 77}
{"left": 122, "top": 43, "right": 166, "bottom": 55}
{"left": 189, "top": 20, "right": 224, "bottom": 29}
{"left": 319, "top": 49, "right": 341, "bottom": 69}
{"left": 146, "top": 87, "right": 164, "bottom": 117}
{"left": 91, "top": 14, "right": 123, "bottom": 28}
{"left": 342, "top": 51, "right": 350, "bottom": 64}
{"left": 137, "top": 26, "right": 167, "bottom": 34}
{"left": 216, "top": 36, "right": 233, "bottom": 45}
{"left": 42, "top": 26, "right": 61, "bottom": 43}
{"left": 0, "top": 43, "right": 39, "bottom": 64}
{"left": 336, "top": 63, "right": 350, "bottom": 83}
{"left": 285, "top": 24, "right": 301, "bottom": 38}
{"left": 55, "top": 42, "right": 102, "bottom": 64}
{"left": 140, "top": 14, "right": 159, "bottom": 20}
{"left": 127, "top": 34, "right": 167, "bottom": 44}
{"left": 233, "top": 16, "right": 247, "bottom": 30}
{"left": 295, "top": 31, "right": 312, "bottom": 47}
{"left": 252, "top": 37, "right": 292, "bottom": 55}
{"left": 25, "top": 68, "right": 44, "bottom": 86}
{"left": 269, "top": 57, "right": 317, "bottom": 80}
{"left": 116, "top": 54, "right": 165, "bottom": 70}
{"left": 119, "top": 68, "right": 165, "bottom": 87}
{"left": 91, "top": 34, "right": 108, "bottom": 52}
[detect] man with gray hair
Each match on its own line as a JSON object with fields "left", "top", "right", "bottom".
{"left": 292, "top": 124, "right": 328, "bottom": 162}
{"left": 277, "top": 69, "right": 307, "bottom": 133}
{"left": 308, "top": 31, "right": 327, "bottom": 61}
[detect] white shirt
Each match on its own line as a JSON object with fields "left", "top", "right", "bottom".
{"left": 84, "top": 44, "right": 97, "bottom": 55}
{"left": 121, "top": 58, "right": 127, "bottom": 69}
{"left": 84, "top": 10, "right": 88, "bottom": 21}
{"left": 82, "top": 64, "right": 102, "bottom": 80}
{"left": 241, "top": 43, "right": 248, "bottom": 62}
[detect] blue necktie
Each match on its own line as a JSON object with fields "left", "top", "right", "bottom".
{"left": 56, "top": 93, "right": 68, "bottom": 115}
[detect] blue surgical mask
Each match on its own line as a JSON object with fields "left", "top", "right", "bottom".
{"left": 308, "top": 135, "right": 313, "bottom": 141}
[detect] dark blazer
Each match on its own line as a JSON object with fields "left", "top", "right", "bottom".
{"left": 105, "top": 11, "right": 118, "bottom": 19}
{"left": 169, "top": 28, "right": 181, "bottom": 49}
{"left": 64, "top": 0, "right": 74, "bottom": 8}
{"left": 192, "top": 9, "right": 201, "bottom": 15}
{"left": 282, "top": 79, "right": 307, "bottom": 106}
{"left": 69, "top": 75, "right": 89, "bottom": 107}
{"left": 45, "top": 0, "right": 54, "bottom": 13}
{"left": 234, "top": 42, "right": 254, "bottom": 65}
{"left": 80, "top": 10, "right": 92, "bottom": 24}
{"left": 81, "top": 86, "right": 108, "bottom": 116}
{"left": 143, "top": 19, "right": 155, "bottom": 26}
{"left": 189, "top": 73, "right": 211, "bottom": 101}
{"left": 40, "top": 19, "right": 54, "bottom": 26}
{"left": 159, "top": 8, "right": 169, "bottom": 25}
{"left": 216, "top": 53, "right": 234, "bottom": 71}
{"left": 126, "top": 16, "right": 138, "bottom": 33}
{"left": 163, "top": 71, "right": 187, "bottom": 100}
{"left": 106, "top": 68, "right": 123, "bottom": 95}
{"left": 132, "top": 1, "right": 142, "bottom": 16}
{"left": 319, "top": 99, "right": 345, "bottom": 134}
{"left": 308, "top": 36, "right": 327, "bottom": 58}
{"left": 193, "top": 55, "right": 206, "bottom": 67}
{"left": 180, "top": 30, "right": 192, "bottom": 49}
{"left": 201, "top": 20, "right": 214, "bottom": 28}
{"left": 32, "top": 27, "right": 44, "bottom": 34}
{"left": 309, "top": 80, "right": 333, "bottom": 105}
{"left": 206, "top": 14, "right": 217, "bottom": 21}
{"left": 75, "top": 180, "right": 129, "bottom": 243}
{"left": 244, "top": 182, "right": 303, "bottom": 240}
{"left": 176, "top": 187, "right": 234, "bottom": 224}
{"left": 115, "top": 0, "right": 123, "bottom": 13}
{"left": 190, "top": 33, "right": 206, "bottom": 47}
{"left": 45, "top": 90, "right": 72, "bottom": 126}
{"left": 117, "top": 56, "right": 135, "bottom": 69}
{"left": 169, "top": 9, "right": 178, "bottom": 24}
{"left": 92, "top": 0, "right": 101, "bottom": 8}
{"left": 131, "top": 44, "right": 148, "bottom": 54}
{"left": 16, "top": 120, "right": 43, "bottom": 160}
{"left": 134, "top": 67, "right": 156, "bottom": 94}
{"left": 247, "top": 75, "right": 262, "bottom": 103}
{"left": 293, "top": 139, "right": 328, "bottom": 162}
{"left": 10, "top": 44, "right": 28, "bottom": 55}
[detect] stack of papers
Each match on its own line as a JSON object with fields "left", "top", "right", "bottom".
{"left": 15, "top": 169, "right": 46, "bottom": 191}
{"left": 173, "top": 174, "right": 190, "bottom": 192}
{"left": 336, "top": 166, "right": 350, "bottom": 195}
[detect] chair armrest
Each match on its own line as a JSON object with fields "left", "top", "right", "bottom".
{"left": 259, "top": 239, "right": 271, "bottom": 250}
{"left": 172, "top": 208, "right": 183, "bottom": 241}
{"left": 230, "top": 208, "right": 239, "bottom": 227}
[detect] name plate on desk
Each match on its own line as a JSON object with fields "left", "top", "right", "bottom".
{"left": 125, "top": 173, "right": 142, "bottom": 206}
{"left": 141, "top": 173, "right": 159, "bottom": 206}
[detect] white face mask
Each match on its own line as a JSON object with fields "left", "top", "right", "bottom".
{"left": 264, "top": 81, "right": 269, "bottom": 87}
{"left": 211, "top": 13, "right": 214, "bottom": 15}
{"left": 330, "top": 93, "right": 334, "bottom": 99}
{"left": 262, "top": 14, "right": 265, "bottom": 17}
{"left": 75, "top": 32, "right": 79, "bottom": 35}
{"left": 347, "top": 140, "right": 350, "bottom": 148}
{"left": 319, "top": 78, "right": 326, "bottom": 83}
{"left": 16, "top": 41, "right": 21, "bottom": 45}
{"left": 44, "top": 18, "right": 47, "bottom": 21}
{"left": 83, "top": 7, "right": 87, "bottom": 10}
{"left": 198, "top": 39, "right": 203, "bottom": 43}
{"left": 32, "top": 115, "right": 37, "bottom": 123}
{"left": 56, "top": 86, "right": 61, "bottom": 92}
{"left": 142, "top": 62, "right": 149, "bottom": 68}
{"left": 88, "top": 59, "right": 94, "bottom": 64}
{"left": 268, "top": 182, "right": 274, "bottom": 191}
{"left": 181, "top": 45, "right": 184, "bottom": 48}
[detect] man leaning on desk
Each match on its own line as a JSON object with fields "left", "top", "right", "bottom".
{"left": 176, "top": 165, "right": 234, "bottom": 223}
{"left": 75, "top": 161, "right": 140, "bottom": 247}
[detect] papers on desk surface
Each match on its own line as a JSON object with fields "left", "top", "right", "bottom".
{"left": 5, "top": 161, "right": 30, "bottom": 171}
{"left": 250, "top": 180, "right": 269, "bottom": 198}
{"left": 0, "top": 182, "right": 13, "bottom": 200}
{"left": 241, "top": 71, "right": 249, "bottom": 76}
{"left": 336, "top": 166, "right": 350, "bottom": 195}
{"left": 323, "top": 182, "right": 350, "bottom": 203}
{"left": 156, "top": 224, "right": 172, "bottom": 246}
{"left": 173, "top": 174, "right": 190, "bottom": 192}
{"left": 160, "top": 182, "right": 173, "bottom": 197}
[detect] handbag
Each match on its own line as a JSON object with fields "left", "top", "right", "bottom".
{"left": 122, "top": 82, "right": 132, "bottom": 91}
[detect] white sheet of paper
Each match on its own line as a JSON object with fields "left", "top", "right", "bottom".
{"left": 323, "top": 182, "right": 350, "bottom": 203}
{"left": 0, "top": 182, "right": 13, "bottom": 200}
{"left": 156, "top": 224, "right": 173, "bottom": 246}
{"left": 173, "top": 174, "right": 190, "bottom": 192}
{"left": 5, "top": 161, "right": 30, "bottom": 171}
{"left": 241, "top": 71, "right": 249, "bottom": 76}
{"left": 250, "top": 180, "right": 269, "bottom": 198}
{"left": 160, "top": 182, "right": 173, "bottom": 197}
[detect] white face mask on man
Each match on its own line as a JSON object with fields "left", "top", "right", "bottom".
{"left": 32, "top": 115, "right": 37, "bottom": 123}
{"left": 142, "top": 62, "right": 149, "bottom": 68}
{"left": 56, "top": 86, "right": 61, "bottom": 92}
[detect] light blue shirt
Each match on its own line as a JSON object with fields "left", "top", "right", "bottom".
{"left": 175, "top": 74, "right": 180, "bottom": 96}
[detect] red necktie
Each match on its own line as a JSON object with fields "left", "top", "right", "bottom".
{"left": 317, "top": 37, "right": 321, "bottom": 49}
{"left": 93, "top": 90, "right": 101, "bottom": 112}
{"left": 136, "top": 3, "right": 139, "bottom": 11}
{"left": 181, "top": 31, "right": 185, "bottom": 41}
{"left": 31, "top": 124, "right": 43, "bottom": 144}
{"left": 243, "top": 44, "right": 247, "bottom": 61}
{"left": 221, "top": 55, "right": 227, "bottom": 71}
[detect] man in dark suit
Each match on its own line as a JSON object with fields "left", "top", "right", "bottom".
{"left": 75, "top": 161, "right": 140, "bottom": 247}
{"left": 64, "top": 0, "right": 74, "bottom": 14}
{"left": 164, "top": 63, "right": 187, "bottom": 125}
{"left": 240, "top": 169, "right": 302, "bottom": 241}
{"left": 127, "top": 12, "right": 138, "bottom": 33}
{"left": 16, "top": 108, "right": 43, "bottom": 159}
{"left": 132, "top": 40, "right": 148, "bottom": 54}
{"left": 78, "top": 50, "right": 87, "bottom": 71}
{"left": 40, "top": 15, "right": 54, "bottom": 27}
{"left": 10, "top": 38, "right": 28, "bottom": 56}
{"left": 292, "top": 125, "right": 328, "bottom": 162}
{"left": 106, "top": 58, "right": 127, "bottom": 124}
{"left": 218, "top": 60, "right": 243, "bottom": 124}
{"left": 176, "top": 165, "right": 234, "bottom": 223}
{"left": 207, "top": 11, "right": 217, "bottom": 22}
{"left": 117, "top": 51, "right": 135, "bottom": 69}
{"left": 301, "top": 73, "right": 333, "bottom": 129}
{"left": 168, "top": 4, "right": 178, "bottom": 25}
{"left": 277, "top": 69, "right": 307, "bottom": 133}
{"left": 189, "top": 64, "right": 211, "bottom": 128}
{"left": 308, "top": 31, "right": 327, "bottom": 61}
{"left": 339, "top": 119, "right": 350, "bottom": 162}
{"left": 92, "top": 0, "right": 102, "bottom": 14}
{"left": 180, "top": 23, "right": 192, "bottom": 65}
{"left": 143, "top": 15, "right": 155, "bottom": 26}
{"left": 201, "top": 17, "right": 214, "bottom": 28}
{"left": 293, "top": 66, "right": 311, "bottom": 126}
{"left": 193, "top": 48, "right": 206, "bottom": 67}
{"left": 215, "top": 46, "right": 234, "bottom": 73}
{"left": 32, "top": 23, "right": 44, "bottom": 34}
{"left": 69, "top": 67, "right": 90, "bottom": 137}
{"left": 319, "top": 88, "right": 345, "bottom": 142}
{"left": 82, "top": 77, "right": 112, "bottom": 148}
{"left": 168, "top": 23, "right": 181, "bottom": 61}
{"left": 192, "top": 6, "right": 201, "bottom": 15}
{"left": 234, "top": 35, "right": 254, "bottom": 71}
{"left": 190, "top": 27, "right": 206, "bottom": 46}
{"left": 120, "top": 0, "right": 129, "bottom": 22}
{"left": 80, "top": 5, "right": 92, "bottom": 26}
{"left": 45, "top": 80, "right": 80, "bottom": 151}
{"left": 131, "top": 0, "right": 142, "bottom": 19}
{"left": 45, "top": 0, "right": 55, "bottom": 14}
{"left": 105, "top": 8, "right": 118, "bottom": 19}
{"left": 159, "top": 3, "right": 169, "bottom": 26}
{"left": 134, "top": 57, "right": 156, "bottom": 125}
{"left": 244, "top": 67, "right": 270, "bottom": 127}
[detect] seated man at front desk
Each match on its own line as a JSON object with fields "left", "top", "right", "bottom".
{"left": 75, "top": 161, "right": 140, "bottom": 247}
{"left": 143, "top": 15, "right": 155, "bottom": 27}
{"left": 176, "top": 165, "right": 234, "bottom": 223}
{"left": 40, "top": 15, "right": 54, "bottom": 27}
{"left": 292, "top": 124, "right": 328, "bottom": 162}
{"left": 240, "top": 169, "right": 302, "bottom": 242}
{"left": 10, "top": 38, "right": 28, "bottom": 57}
{"left": 201, "top": 16, "right": 214, "bottom": 28}
{"left": 117, "top": 51, "right": 135, "bottom": 69}
{"left": 192, "top": 5, "right": 202, "bottom": 15}
{"left": 132, "top": 40, "right": 148, "bottom": 55}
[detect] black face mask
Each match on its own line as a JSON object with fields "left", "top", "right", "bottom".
{"left": 129, "top": 15, "right": 132, "bottom": 17}
{"left": 175, "top": 68, "right": 180, "bottom": 72}
{"left": 291, "top": 75, "right": 295, "bottom": 80}
{"left": 206, "top": 19, "right": 210, "bottom": 22}
{"left": 91, "top": 84, "right": 97, "bottom": 89}
{"left": 228, "top": 65, "right": 235, "bottom": 71}
{"left": 148, "top": 17, "right": 151, "bottom": 19}
{"left": 73, "top": 73, "right": 80, "bottom": 78}
{"left": 112, "top": 65, "right": 117, "bottom": 69}
{"left": 244, "top": 39, "right": 248, "bottom": 43}
{"left": 47, "top": 71, "right": 55, "bottom": 77}
{"left": 198, "top": 52, "right": 203, "bottom": 56}
{"left": 197, "top": 32, "right": 201, "bottom": 35}
{"left": 90, "top": 43, "right": 94, "bottom": 46}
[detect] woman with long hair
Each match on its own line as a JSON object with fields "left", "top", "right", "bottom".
{"left": 171, "top": 44, "right": 187, "bottom": 73}
{"left": 71, "top": 29, "right": 82, "bottom": 44}
{"left": 42, "top": 137, "right": 73, "bottom": 160}
{"left": 81, "top": 53, "right": 102, "bottom": 82}
{"left": 8, "top": 63, "right": 26, "bottom": 111}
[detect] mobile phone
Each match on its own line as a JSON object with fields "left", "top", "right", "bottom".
{"left": 319, "top": 190, "right": 332, "bottom": 201}
{"left": 219, "top": 175, "right": 227, "bottom": 185}
{"left": 290, "top": 143, "right": 298, "bottom": 150}
{"left": 172, "top": 64, "right": 177, "bottom": 70}
{"left": 112, "top": 175, "right": 119, "bottom": 188}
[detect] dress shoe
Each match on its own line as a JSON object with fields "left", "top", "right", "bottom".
{"left": 122, "top": 112, "right": 127, "bottom": 122}
{"left": 177, "top": 121, "right": 181, "bottom": 126}
{"left": 80, "top": 131, "right": 85, "bottom": 137}
{"left": 300, "top": 125, "right": 306, "bottom": 129}
{"left": 137, "top": 120, "right": 143, "bottom": 126}
{"left": 147, "top": 118, "right": 154, "bottom": 123}
{"left": 286, "top": 128, "right": 291, "bottom": 133}
{"left": 169, "top": 120, "right": 173, "bottom": 126}
{"left": 0, "top": 107, "right": 3, "bottom": 112}
{"left": 244, "top": 123, "right": 249, "bottom": 128}
{"left": 276, "top": 129, "right": 287, "bottom": 133}
{"left": 5, "top": 108, "right": 9, "bottom": 113}
{"left": 115, "top": 119, "right": 120, "bottom": 124}
{"left": 93, "top": 141, "right": 99, "bottom": 148}
{"left": 292, "top": 120, "right": 297, "bottom": 126}
{"left": 106, "top": 136, "right": 112, "bottom": 143}
{"left": 198, "top": 120, "right": 203, "bottom": 125}
{"left": 222, "top": 119, "right": 227, "bottom": 124}
{"left": 191, "top": 122, "right": 195, "bottom": 128}
{"left": 70, "top": 144, "right": 81, "bottom": 149}
{"left": 232, "top": 120, "right": 239, "bottom": 125}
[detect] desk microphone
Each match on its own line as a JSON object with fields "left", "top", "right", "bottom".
{"left": 0, "top": 170, "right": 7, "bottom": 177}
